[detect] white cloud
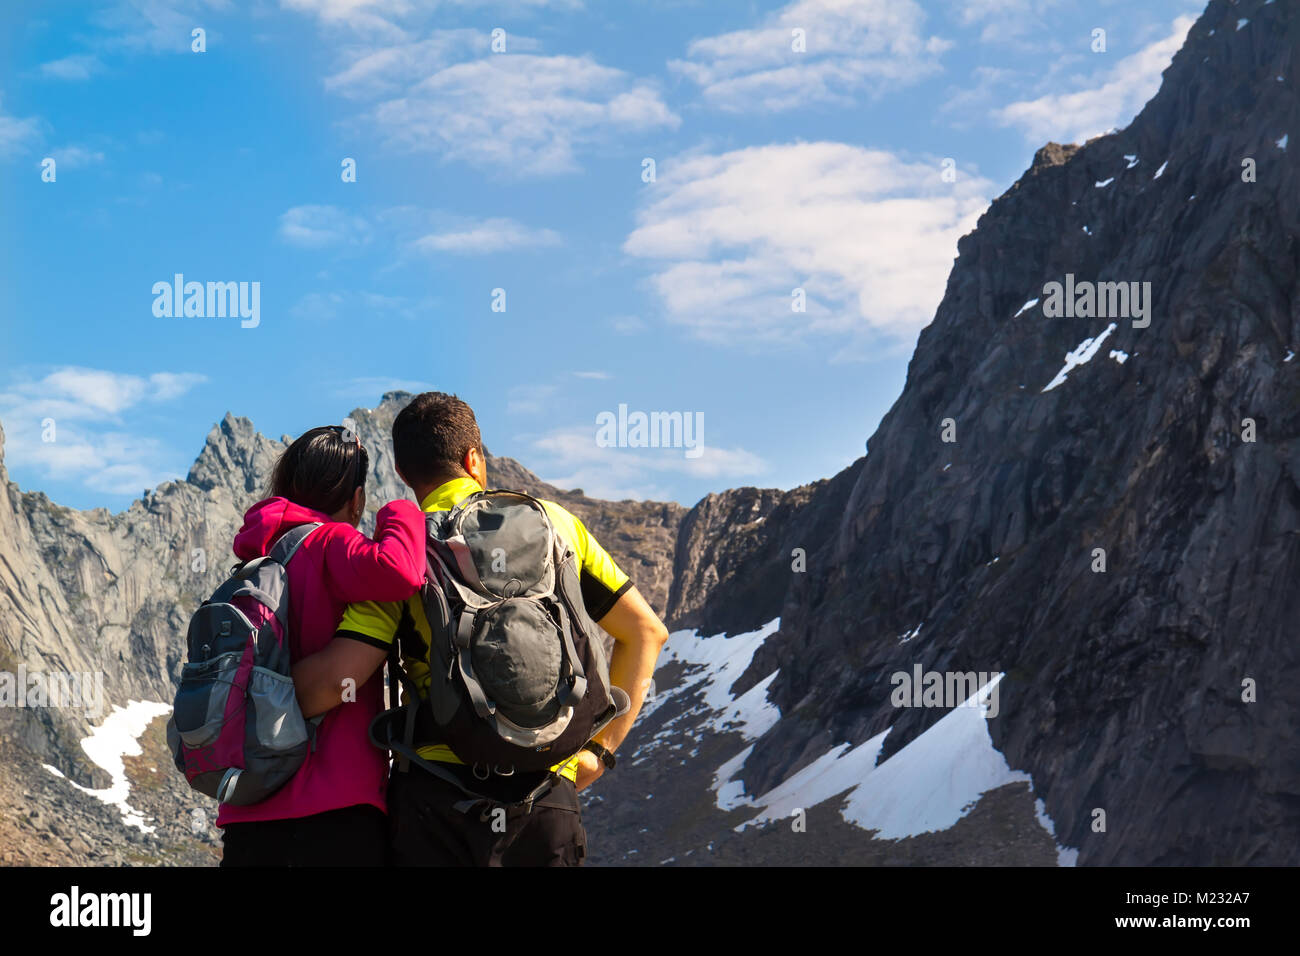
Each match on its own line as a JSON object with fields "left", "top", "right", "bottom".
{"left": 521, "top": 424, "right": 767, "bottom": 502}
{"left": 40, "top": 55, "right": 105, "bottom": 80}
{"left": 284, "top": 0, "right": 580, "bottom": 40}
{"left": 0, "top": 95, "right": 41, "bottom": 159}
{"left": 415, "top": 217, "right": 560, "bottom": 254}
{"left": 956, "top": 0, "right": 1065, "bottom": 45}
{"left": 507, "top": 384, "right": 560, "bottom": 415}
{"left": 611, "top": 315, "right": 647, "bottom": 335}
{"left": 323, "top": 30, "right": 493, "bottom": 97}
{"left": 0, "top": 368, "right": 207, "bottom": 496}
{"left": 0, "top": 368, "right": 205, "bottom": 419}
{"left": 325, "top": 37, "right": 677, "bottom": 175}
{"left": 93, "top": 0, "right": 235, "bottom": 54}
{"left": 623, "top": 142, "right": 992, "bottom": 346}
{"left": 279, "top": 205, "right": 372, "bottom": 247}
{"left": 573, "top": 370, "right": 610, "bottom": 380}
{"left": 288, "top": 289, "right": 435, "bottom": 322}
{"left": 3, "top": 426, "right": 183, "bottom": 496}
{"left": 334, "top": 376, "right": 434, "bottom": 402}
{"left": 289, "top": 291, "right": 345, "bottom": 321}
{"left": 148, "top": 372, "right": 207, "bottom": 401}
{"left": 993, "top": 15, "right": 1194, "bottom": 145}
{"left": 670, "top": 0, "right": 946, "bottom": 112}
{"left": 48, "top": 145, "right": 106, "bottom": 169}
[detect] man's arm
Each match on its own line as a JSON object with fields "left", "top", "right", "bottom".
{"left": 574, "top": 585, "right": 669, "bottom": 790}
{"left": 293, "top": 638, "right": 388, "bottom": 719}
{"left": 294, "top": 597, "right": 401, "bottom": 719}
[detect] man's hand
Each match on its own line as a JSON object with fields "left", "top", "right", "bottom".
{"left": 573, "top": 748, "right": 605, "bottom": 791}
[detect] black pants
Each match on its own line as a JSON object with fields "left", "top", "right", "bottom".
{"left": 388, "top": 765, "right": 587, "bottom": 867}
{"left": 220, "top": 804, "right": 387, "bottom": 867}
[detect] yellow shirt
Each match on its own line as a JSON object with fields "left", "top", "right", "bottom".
{"left": 338, "top": 477, "right": 631, "bottom": 780}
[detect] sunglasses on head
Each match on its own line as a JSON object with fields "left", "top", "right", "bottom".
{"left": 328, "top": 424, "right": 363, "bottom": 450}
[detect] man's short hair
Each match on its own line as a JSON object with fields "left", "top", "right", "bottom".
{"left": 392, "top": 392, "right": 483, "bottom": 487}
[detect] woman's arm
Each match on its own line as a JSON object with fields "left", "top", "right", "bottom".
{"left": 321, "top": 499, "right": 426, "bottom": 603}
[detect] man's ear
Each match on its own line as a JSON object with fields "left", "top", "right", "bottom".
{"left": 464, "top": 446, "right": 487, "bottom": 486}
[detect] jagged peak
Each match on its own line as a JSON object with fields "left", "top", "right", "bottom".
{"left": 1031, "top": 142, "right": 1081, "bottom": 171}
{"left": 186, "top": 412, "right": 284, "bottom": 499}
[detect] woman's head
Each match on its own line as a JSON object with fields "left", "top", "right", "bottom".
{"left": 270, "top": 425, "right": 369, "bottom": 524}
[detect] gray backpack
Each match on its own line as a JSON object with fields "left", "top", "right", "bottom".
{"left": 166, "top": 524, "right": 322, "bottom": 805}
{"left": 375, "top": 490, "right": 628, "bottom": 806}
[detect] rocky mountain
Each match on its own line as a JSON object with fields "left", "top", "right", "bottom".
{"left": 604, "top": 0, "right": 1299, "bottom": 866}
{"left": 2, "top": 0, "right": 1295, "bottom": 866}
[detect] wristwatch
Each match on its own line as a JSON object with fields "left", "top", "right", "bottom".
{"left": 583, "top": 740, "right": 617, "bottom": 770}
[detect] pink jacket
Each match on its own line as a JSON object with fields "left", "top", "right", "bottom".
{"left": 215, "top": 496, "right": 425, "bottom": 826}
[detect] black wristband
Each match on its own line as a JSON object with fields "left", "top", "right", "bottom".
{"left": 583, "top": 741, "right": 616, "bottom": 770}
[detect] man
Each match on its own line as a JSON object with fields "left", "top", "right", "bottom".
{"left": 294, "top": 391, "right": 669, "bottom": 865}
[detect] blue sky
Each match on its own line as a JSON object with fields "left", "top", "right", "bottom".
{"left": 0, "top": 0, "right": 1201, "bottom": 509}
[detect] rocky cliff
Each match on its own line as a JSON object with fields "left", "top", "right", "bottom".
{"left": 712, "top": 0, "right": 1300, "bottom": 866}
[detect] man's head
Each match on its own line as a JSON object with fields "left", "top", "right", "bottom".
{"left": 392, "top": 391, "right": 486, "bottom": 497}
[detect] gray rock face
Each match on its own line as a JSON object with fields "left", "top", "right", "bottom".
{"left": 727, "top": 0, "right": 1300, "bottom": 865}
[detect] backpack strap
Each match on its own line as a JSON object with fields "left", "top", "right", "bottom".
{"left": 225, "top": 522, "right": 322, "bottom": 587}
{"left": 386, "top": 640, "right": 423, "bottom": 773}
{"left": 375, "top": 719, "right": 559, "bottom": 815}
{"left": 269, "top": 522, "right": 323, "bottom": 566}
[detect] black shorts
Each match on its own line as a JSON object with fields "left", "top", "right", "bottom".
{"left": 220, "top": 803, "right": 387, "bottom": 867}
{"left": 388, "top": 765, "right": 588, "bottom": 867}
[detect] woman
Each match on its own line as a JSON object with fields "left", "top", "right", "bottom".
{"left": 217, "top": 425, "right": 424, "bottom": 867}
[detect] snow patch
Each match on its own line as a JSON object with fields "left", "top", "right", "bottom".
{"left": 1153, "top": 160, "right": 1168, "bottom": 179}
{"left": 1095, "top": 177, "right": 1114, "bottom": 188}
{"left": 1081, "top": 225, "right": 1092, "bottom": 235}
{"left": 1035, "top": 799, "right": 1080, "bottom": 866}
{"left": 44, "top": 699, "right": 173, "bottom": 834}
{"left": 1237, "top": 18, "right": 1249, "bottom": 30}
{"left": 1013, "top": 297, "right": 1039, "bottom": 318}
{"left": 1042, "top": 323, "right": 1118, "bottom": 392}
{"left": 1285, "top": 350, "right": 1294, "bottom": 363}
{"left": 714, "top": 745, "right": 757, "bottom": 811}
{"left": 1124, "top": 154, "right": 1139, "bottom": 169}
{"left": 1277, "top": 134, "right": 1288, "bottom": 151}
{"left": 735, "top": 733, "right": 888, "bottom": 833}
{"left": 642, "top": 620, "right": 783, "bottom": 783}
{"left": 1109, "top": 349, "right": 1129, "bottom": 364}
{"left": 644, "top": 619, "right": 781, "bottom": 740}
{"left": 898, "top": 623, "right": 923, "bottom": 644}
{"left": 730, "top": 674, "right": 1077, "bottom": 862}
